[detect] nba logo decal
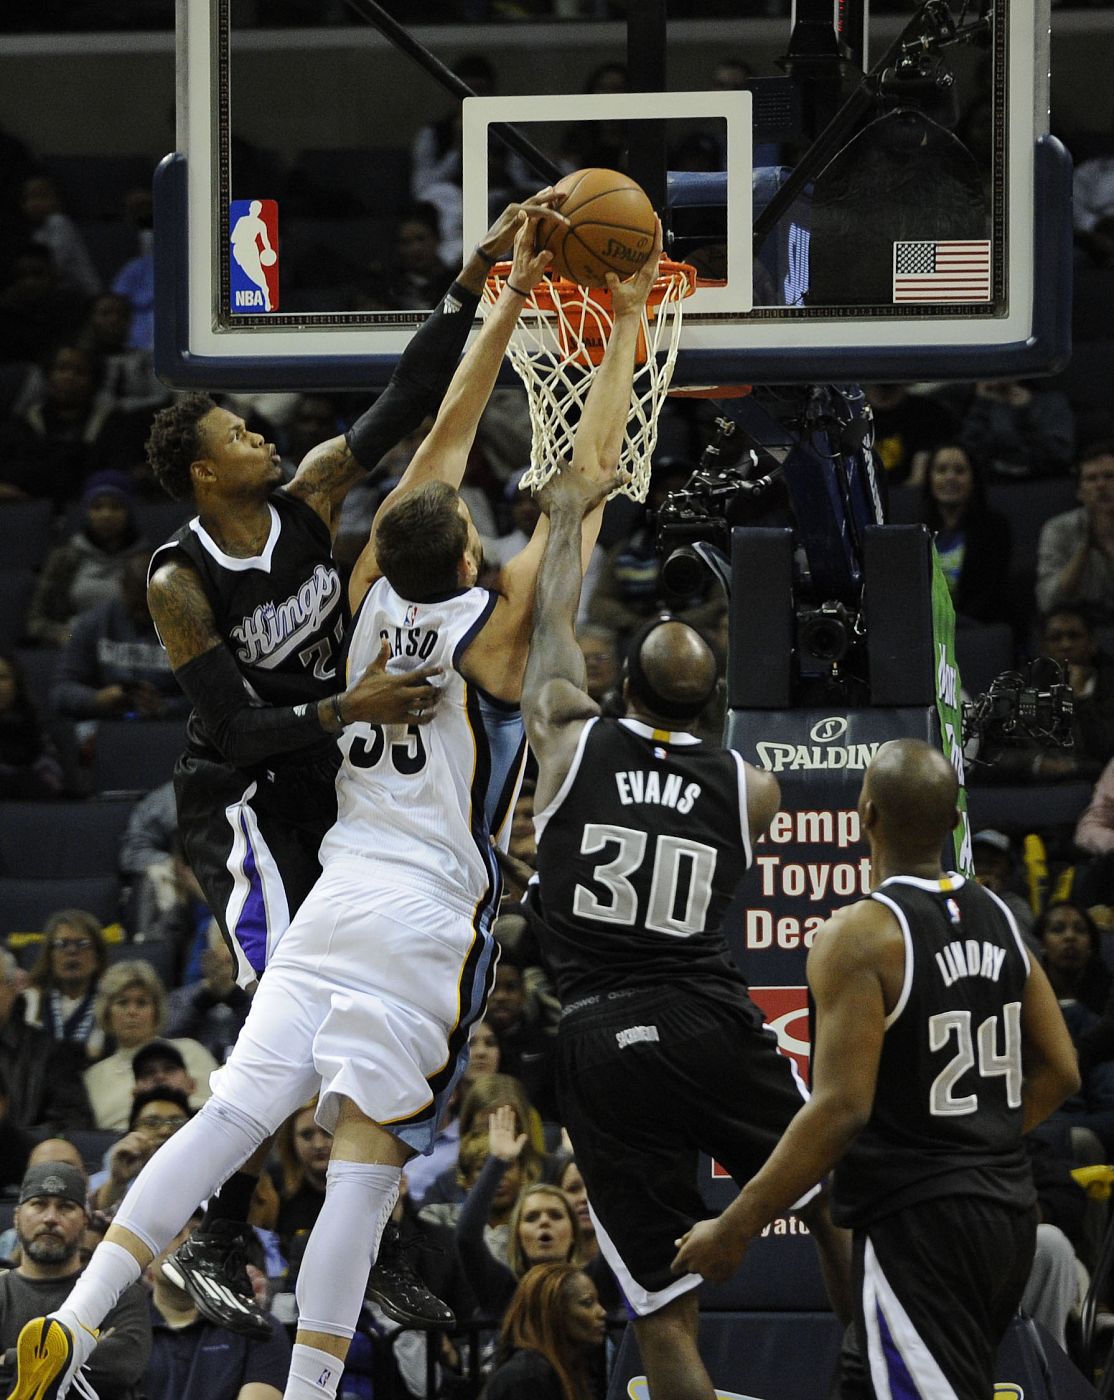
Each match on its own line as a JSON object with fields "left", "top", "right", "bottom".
{"left": 230, "top": 199, "right": 279, "bottom": 312}
{"left": 404, "top": 605, "right": 419, "bottom": 627}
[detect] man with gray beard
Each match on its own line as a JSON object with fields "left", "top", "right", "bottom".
{"left": 0, "top": 1164, "right": 149, "bottom": 1400}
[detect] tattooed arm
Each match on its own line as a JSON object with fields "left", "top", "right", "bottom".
{"left": 147, "top": 560, "right": 441, "bottom": 767}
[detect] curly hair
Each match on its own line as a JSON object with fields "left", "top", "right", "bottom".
{"left": 145, "top": 393, "right": 217, "bottom": 501}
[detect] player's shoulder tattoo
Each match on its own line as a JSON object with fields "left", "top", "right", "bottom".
{"left": 287, "top": 434, "right": 361, "bottom": 516}
{"left": 147, "top": 557, "right": 221, "bottom": 668}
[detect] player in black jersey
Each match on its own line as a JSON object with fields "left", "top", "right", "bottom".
{"left": 140, "top": 192, "right": 567, "bottom": 1339}
{"left": 674, "top": 739, "right": 1080, "bottom": 1399}
{"left": 520, "top": 485, "right": 852, "bottom": 1400}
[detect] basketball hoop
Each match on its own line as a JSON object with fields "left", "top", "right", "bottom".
{"left": 482, "top": 259, "right": 697, "bottom": 503}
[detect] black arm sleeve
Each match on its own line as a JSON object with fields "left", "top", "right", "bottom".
{"left": 175, "top": 644, "right": 330, "bottom": 768}
{"left": 345, "top": 279, "right": 480, "bottom": 470}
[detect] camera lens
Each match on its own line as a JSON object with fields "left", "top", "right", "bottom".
{"left": 661, "top": 547, "right": 707, "bottom": 598}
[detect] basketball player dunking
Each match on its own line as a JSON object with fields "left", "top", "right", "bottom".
{"left": 674, "top": 740, "right": 1080, "bottom": 1399}
{"left": 5, "top": 216, "right": 662, "bottom": 1400}
{"left": 138, "top": 189, "right": 568, "bottom": 1337}
{"left": 517, "top": 482, "right": 852, "bottom": 1400}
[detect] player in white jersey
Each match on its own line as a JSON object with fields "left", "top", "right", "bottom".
{"left": 7, "top": 212, "right": 663, "bottom": 1400}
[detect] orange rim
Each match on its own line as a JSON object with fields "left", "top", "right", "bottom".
{"left": 486, "top": 258, "right": 698, "bottom": 311}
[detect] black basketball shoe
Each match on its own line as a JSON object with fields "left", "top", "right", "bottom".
{"left": 162, "top": 1220, "right": 274, "bottom": 1340}
{"left": 366, "top": 1222, "right": 456, "bottom": 1330}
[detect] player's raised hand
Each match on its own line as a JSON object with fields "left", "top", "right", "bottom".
{"left": 508, "top": 212, "right": 555, "bottom": 293}
{"left": 480, "top": 187, "right": 569, "bottom": 262}
{"left": 487, "top": 1104, "right": 528, "bottom": 1163}
{"left": 607, "top": 216, "right": 663, "bottom": 318}
{"left": 670, "top": 1216, "right": 748, "bottom": 1283}
{"left": 535, "top": 462, "right": 621, "bottom": 520}
{"left": 340, "top": 640, "right": 442, "bottom": 726}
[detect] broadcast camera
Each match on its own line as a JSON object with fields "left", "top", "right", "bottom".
{"left": 657, "top": 418, "right": 786, "bottom": 598}
{"left": 961, "top": 659, "right": 1074, "bottom": 754}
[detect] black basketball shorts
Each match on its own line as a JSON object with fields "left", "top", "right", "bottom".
{"left": 555, "top": 983, "right": 813, "bottom": 1315}
{"left": 843, "top": 1195, "right": 1036, "bottom": 1400}
{"left": 174, "top": 748, "right": 338, "bottom": 985}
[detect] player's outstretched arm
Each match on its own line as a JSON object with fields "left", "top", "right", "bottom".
{"left": 384, "top": 212, "right": 554, "bottom": 501}
{"left": 1020, "top": 955, "right": 1081, "bottom": 1131}
{"left": 671, "top": 901, "right": 895, "bottom": 1284}
{"left": 285, "top": 190, "right": 567, "bottom": 529}
{"left": 521, "top": 471, "right": 616, "bottom": 811}
{"left": 570, "top": 218, "right": 663, "bottom": 480}
{"left": 487, "top": 233, "right": 665, "bottom": 681}
{"left": 149, "top": 562, "right": 441, "bottom": 767}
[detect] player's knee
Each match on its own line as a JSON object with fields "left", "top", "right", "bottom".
{"left": 206, "top": 1093, "right": 273, "bottom": 1148}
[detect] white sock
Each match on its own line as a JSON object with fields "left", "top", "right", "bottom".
{"left": 294, "top": 1160, "right": 400, "bottom": 1339}
{"left": 284, "top": 1343, "right": 343, "bottom": 1400}
{"left": 55, "top": 1242, "right": 140, "bottom": 1334}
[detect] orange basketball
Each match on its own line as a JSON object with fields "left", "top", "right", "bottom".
{"left": 540, "top": 168, "right": 657, "bottom": 288}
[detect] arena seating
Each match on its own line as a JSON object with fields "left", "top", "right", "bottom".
{"left": 91, "top": 719, "right": 187, "bottom": 797}
{"left": 0, "top": 797, "right": 135, "bottom": 879}
{"left": 0, "top": 500, "right": 53, "bottom": 572}
{"left": 0, "top": 874, "right": 121, "bottom": 938}
{"left": 0, "top": 571, "right": 36, "bottom": 651}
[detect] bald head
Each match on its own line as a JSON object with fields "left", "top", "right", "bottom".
{"left": 625, "top": 620, "right": 718, "bottom": 724}
{"left": 861, "top": 740, "right": 959, "bottom": 850}
{"left": 29, "top": 1138, "right": 85, "bottom": 1174}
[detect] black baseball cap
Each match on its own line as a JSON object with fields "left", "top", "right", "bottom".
{"left": 18, "top": 1162, "right": 86, "bottom": 1207}
{"left": 132, "top": 1040, "right": 187, "bottom": 1080}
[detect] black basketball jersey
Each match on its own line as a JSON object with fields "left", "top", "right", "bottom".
{"left": 532, "top": 716, "right": 753, "bottom": 1005}
{"left": 149, "top": 490, "right": 346, "bottom": 767}
{"left": 831, "top": 874, "right": 1036, "bottom": 1228}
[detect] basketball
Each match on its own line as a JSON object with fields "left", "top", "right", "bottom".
{"left": 540, "top": 168, "right": 657, "bottom": 288}
{"left": 259, "top": 248, "right": 277, "bottom": 267}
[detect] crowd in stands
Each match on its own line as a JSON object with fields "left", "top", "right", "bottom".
{"left": 6, "top": 50, "right": 1114, "bottom": 1399}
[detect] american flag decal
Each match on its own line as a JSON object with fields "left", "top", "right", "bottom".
{"left": 892, "top": 240, "right": 992, "bottom": 303}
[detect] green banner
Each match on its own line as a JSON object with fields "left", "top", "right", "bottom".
{"left": 931, "top": 552, "right": 974, "bottom": 875}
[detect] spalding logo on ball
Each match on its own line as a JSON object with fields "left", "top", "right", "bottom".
{"left": 538, "top": 168, "right": 657, "bottom": 288}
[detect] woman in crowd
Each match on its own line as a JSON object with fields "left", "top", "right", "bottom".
{"left": 272, "top": 1096, "right": 331, "bottom": 1261}
{"left": 1036, "top": 900, "right": 1112, "bottom": 1016}
{"left": 405, "top": 1018, "right": 503, "bottom": 1205}
{"left": 557, "top": 1158, "right": 598, "bottom": 1267}
{"left": 455, "top": 1106, "right": 581, "bottom": 1315}
{"left": 483, "top": 1261, "right": 607, "bottom": 1400}
{"left": 917, "top": 442, "right": 1013, "bottom": 624}
{"left": 422, "top": 1070, "right": 547, "bottom": 1206}
{"left": 22, "top": 908, "right": 107, "bottom": 1050}
{"left": 82, "top": 959, "right": 218, "bottom": 1129}
{"left": 27, "top": 469, "right": 147, "bottom": 645}
{"left": 1032, "top": 901, "right": 1114, "bottom": 1157}
{"left": 0, "top": 651, "right": 64, "bottom": 798}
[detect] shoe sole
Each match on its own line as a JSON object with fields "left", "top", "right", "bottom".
{"left": 9, "top": 1319, "right": 74, "bottom": 1400}
{"left": 163, "top": 1256, "right": 273, "bottom": 1340}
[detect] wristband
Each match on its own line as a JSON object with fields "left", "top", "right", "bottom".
{"left": 507, "top": 282, "right": 530, "bottom": 298}
{"left": 331, "top": 693, "right": 346, "bottom": 728}
{"left": 473, "top": 244, "right": 499, "bottom": 267}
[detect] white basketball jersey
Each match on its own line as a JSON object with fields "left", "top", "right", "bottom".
{"left": 320, "top": 577, "right": 527, "bottom": 927}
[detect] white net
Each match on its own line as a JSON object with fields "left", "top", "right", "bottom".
{"left": 481, "top": 262, "right": 695, "bottom": 503}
